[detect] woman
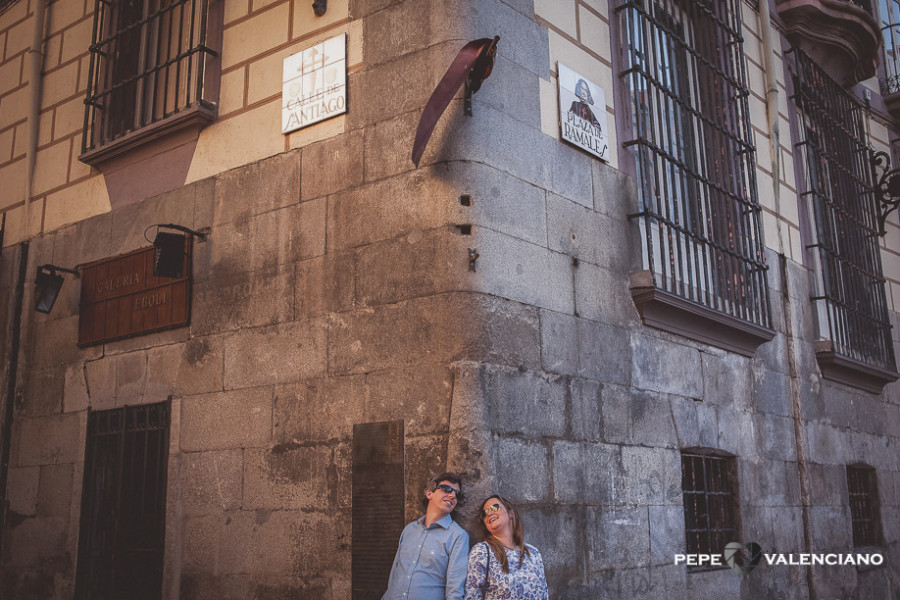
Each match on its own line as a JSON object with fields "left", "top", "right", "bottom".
{"left": 464, "top": 495, "right": 549, "bottom": 600}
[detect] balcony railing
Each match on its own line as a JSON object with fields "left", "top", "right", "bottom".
{"left": 879, "top": 0, "right": 900, "bottom": 97}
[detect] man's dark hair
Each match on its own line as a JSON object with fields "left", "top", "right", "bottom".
{"left": 421, "top": 472, "right": 464, "bottom": 509}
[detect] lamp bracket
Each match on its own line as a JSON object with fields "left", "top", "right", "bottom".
{"left": 37, "top": 264, "right": 80, "bottom": 278}
{"left": 156, "top": 223, "right": 209, "bottom": 241}
{"left": 870, "top": 150, "right": 900, "bottom": 236}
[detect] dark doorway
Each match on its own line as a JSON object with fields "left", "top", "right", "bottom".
{"left": 75, "top": 400, "right": 171, "bottom": 600}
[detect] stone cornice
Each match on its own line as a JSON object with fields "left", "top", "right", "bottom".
{"left": 776, "top": 0, "right": 881, "bottom": 86}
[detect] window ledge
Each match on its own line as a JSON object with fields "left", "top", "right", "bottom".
{"left": 79, "top": 102, "right": 217, "bottom": 167}
{"left": 814, "top": 341, "right": 899, "bottom": 393}
{"left": 631, "top": 277, "right": 776, "bottom": 357}
{"left": 776, "top": 0, "right": 880, "bottom": 86}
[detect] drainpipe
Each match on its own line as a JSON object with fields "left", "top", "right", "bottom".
{"left": 25, "top": 0, "right": 48, "bottom": 231}
{"left": 760, "top": 0, "right": 783, "bottom": 254}
{"left": 759, "top": 2, "right": 816, "bottom": 598}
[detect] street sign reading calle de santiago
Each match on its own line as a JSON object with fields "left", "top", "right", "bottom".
{"left": 282, "top": 34, "right": 347, "bottom": 134}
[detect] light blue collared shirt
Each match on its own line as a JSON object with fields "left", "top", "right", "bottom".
{"left": 382, "top": 514, "right": 469, "bottom": 600}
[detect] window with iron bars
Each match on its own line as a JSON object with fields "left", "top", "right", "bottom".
{"left": 878, "top": 0, "right": 900, "bottom": 95}
{"left": 81, "top": 0, "right": 220, "bottom": 163}
{"left": 75, "top": 401, "right": 170, "bottom": 600}
{"left": 0, "top": 0, "right": 19, "bottom": 15}
{"left": 846, "top": 465, "right": 883, "bottom": 547}
{"left": 617, "top": 0, "right": 771, "bottom": 331}
{"left": 790, "top": 48, "right": 897, "bottom": 377}
{"left": 681, "top": 451, "right": 739, "bottom": 569}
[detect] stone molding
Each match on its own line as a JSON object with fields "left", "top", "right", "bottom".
{"left": 630, "top": 273, "right": 776, "bottom": 357}
{"left": 814, "top": 340, "right": 900, "bottom": 393}
{"left": 78, "top": 103, "right": 217, "bottom": 167}
{"left": 776, "top": 0, "right": 881, "bottom": 86}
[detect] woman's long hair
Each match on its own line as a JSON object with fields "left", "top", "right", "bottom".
{"left": 476, "top": 495, "right": 530, "bottom": 573}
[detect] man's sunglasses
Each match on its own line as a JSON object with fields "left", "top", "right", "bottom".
{"left": 481, "top": 503, "right": 502, "bottom": 519}
{"left": 434, "top": 483, "right": 463, "bottom": 500}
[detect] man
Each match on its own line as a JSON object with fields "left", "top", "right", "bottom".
{"left": 569, "top": 78, "right": 601, "bottom": 129}
{"left": 382, "top": 472, "right": 469, "bottom": 600}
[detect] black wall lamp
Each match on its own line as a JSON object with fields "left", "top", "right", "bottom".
{"left": 312, "top": 0, "right": 326, "bottom": 16}
{"left": 870, "top": 150, "right": 900, "bottom": 236}
{"left": 34, "top": 264, "right": 79, "bottom": 314}
{"left": 146, "top": 224, "right": 209, "bottom": 279}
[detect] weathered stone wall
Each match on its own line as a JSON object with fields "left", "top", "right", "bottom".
{"left": 424, "top": 4, "right": 900, "bottom": 600}
{"left": 2, "top": 1, "right": 900, "bottom": 599}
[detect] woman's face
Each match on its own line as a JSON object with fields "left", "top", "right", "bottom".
{"left": 481, "top": 497, "right": 512, "bottom": 536}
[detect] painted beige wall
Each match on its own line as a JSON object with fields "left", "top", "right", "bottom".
{"left": 1, "top": 0, "right": 899, "bottom": 310}
{"left": 0, "top": 0, "right": 358, "bottom": 243}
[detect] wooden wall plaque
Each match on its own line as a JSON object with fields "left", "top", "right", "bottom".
{"left": 78, "top": 239, "right": 191, "bottom": 346}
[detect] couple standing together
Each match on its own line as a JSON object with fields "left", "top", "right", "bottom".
{"left": 382, "top": 472, "right": 549, "bottom": 600}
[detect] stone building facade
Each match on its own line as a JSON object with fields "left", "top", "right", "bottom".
{"left": 0, "top": 0, "right": 899, "bottom": 599}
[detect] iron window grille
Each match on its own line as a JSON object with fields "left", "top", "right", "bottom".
{"left": 617, "top": 0, "right": 771, "bottom": 329}
{"left": 74, "top": 401, "right": 171, "bottom": 600}
{"left": 681, "top": 451, "right": 739, "bottom": 569}
{"left": 82, "top": 0, "right": 219, "bottom": 159}
{"left": 790, "top": 48, "right": 897, "bottom": 373}
{"left": 846, "top": 465, "right": 883, "bottom": 547}
{"left": 0, "top": 0, "right": 19, "bottom": 15}
{"left": 878, "top": 0, "right": 900, "bottom": 95}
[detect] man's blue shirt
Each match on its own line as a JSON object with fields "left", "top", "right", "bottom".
{"left": 382, "top": 514, "right": 469, "bottom": 600}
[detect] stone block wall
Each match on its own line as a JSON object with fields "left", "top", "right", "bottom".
{"left": 1, "top": 0, "right": 900, "bottom": 599}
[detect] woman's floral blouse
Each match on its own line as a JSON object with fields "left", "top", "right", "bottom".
{"left": 464, "top": 542, "right": 549, "bottom": 600}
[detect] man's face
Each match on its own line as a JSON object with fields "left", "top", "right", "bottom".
{"left": 576, "top": 84, "right": 588, "bottom": 102}
{"left": 425, "top": 480, "right": 460, "bottom": 517}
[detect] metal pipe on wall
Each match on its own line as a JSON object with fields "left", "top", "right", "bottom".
{"left": 25, "top": 0, "right": 48, "bottom": 230}
{"left": 759, "top": 0, "right": 783, "bottom": 254}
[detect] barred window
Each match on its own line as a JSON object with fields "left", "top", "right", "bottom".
{"left": 617, "top": 0, "right": 771, "bottom": 333}
{"left": 81, "top": 0, "right": 221, "bottom": 163}
{"left": 790, "top": 48, "right": 897, "bottom": 377}
{"left": 0, "top": 0, "right": 19, "bottom": 15}
{"left": 75, "top": 401, "right": 171, "bottom": 600}
{"left": 681, "top": 451, "right": 739, "bottom": 568}
{"left": 847, "top": 465, "right": 883, "bottom": 547}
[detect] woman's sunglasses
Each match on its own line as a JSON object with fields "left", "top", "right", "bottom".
{"left": 481, "top": 503, "right": 502, "bottom": 519}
